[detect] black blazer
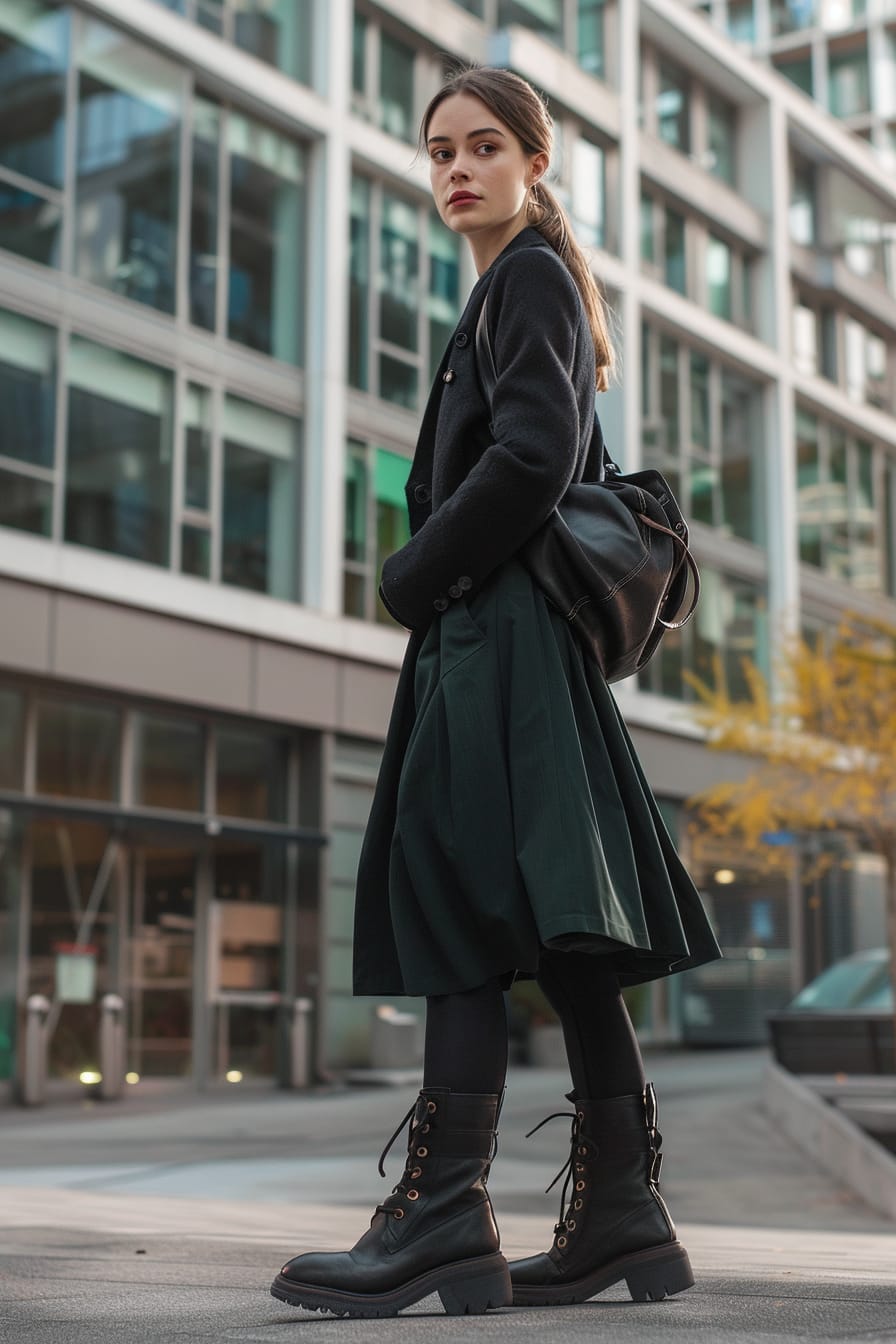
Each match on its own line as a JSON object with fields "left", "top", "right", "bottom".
{"left": 378, "top": 227, "right": 605, "bottom": 634}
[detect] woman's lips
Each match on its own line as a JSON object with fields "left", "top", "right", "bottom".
{"left": 448, "top": 194, "right": 480, "bottom": 207}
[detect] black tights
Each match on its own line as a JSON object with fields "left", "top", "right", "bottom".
{"left": 423, "top": 950, "right": 645, "bottom": 1100}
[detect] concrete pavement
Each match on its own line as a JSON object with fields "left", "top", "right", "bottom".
{"left": 1, "top": 1049, "right": 895, "bottom": 1342}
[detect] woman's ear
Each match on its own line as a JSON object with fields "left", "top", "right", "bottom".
{"left": 528, "top": 150, "right": 550, "bottom": 188}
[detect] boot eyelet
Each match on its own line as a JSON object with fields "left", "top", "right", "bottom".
{"left": 577, "top": 1111, "right": 584, "bottom": 1121}
{"left": 575, "top": 1164, "right": 584, "bottom": 1173}
{"left": 575, "top": 1180, "right": 585, "bottom": 1192}
{"left": 578, "top": 1146, "right": 587, "bottom": 1156}
{"left": 574, "top": 1199, "right": 583, "bottom": 1210}
{"left": 393, "top": 1208, "right": 404, "bottom": 1219}
{"left": 407, "top": 1190, "right": 419, "bottom": 1201}
{"left": 427, "top": 1101, "right": 437, "bottom": 1113}
{"left": 567, "top": 1220, "right": 576, "bottom": 1230}
{"left": 416, "top": 1146, "right": 428, "bottom": 1157}
{"left": 557, "top": 1236, "right": 568, "bottom": 1249}
{"left": 411, "top": 1167, "right": 422, "bottom": 1178}
{"left": 422, "top": 1123, "right": 431, "bottom": 1133}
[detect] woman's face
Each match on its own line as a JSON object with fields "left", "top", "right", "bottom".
{"left": 426, "top": 92, "right": 547, "bottom": 241}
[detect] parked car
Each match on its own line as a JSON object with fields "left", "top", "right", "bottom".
{"left": 767, "top": 948, "right": 894, "bottom": 1075}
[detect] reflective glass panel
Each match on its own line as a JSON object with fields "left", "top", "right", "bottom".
{"left": 348, "top": 176, "right": 370, "bottom": 390}
{"left": 0, "top": 1, "right": 68, "bottom": 188}
{"left": 75, "top": 21, "right": 181, "bottom": 314}
{"left": 135, "top": 713, "right": 204, "bottom": 811}
{"left": 189, "top": 96, "right": 220, "bottom": 333}
{"left": 352, "top": 12, "right": 366, "bottom": 95}
{"left": 0, "top": 467, "right": 52, "bottom": 535}
{"left": 0, "top": 687, "right": 24, "bottom": 791}
{"left": 657, "top": 63, "right": 690, "bottom": 153}
{"left": 221, "top": 394, "right": 299, "bottom": 599}
{"left": 497, "top": 0, "right": 562, "bottom": 41}
{"left": 659, "top": 335, "right": 679, "bottom": 454}
{"left": 707, "top": 236, "right": 732, "bottom": 319}
{"left": 129, "top": 845, "right": 196, "bottom": 1078}
{"left": 571, "top": 139, "right": 604, "bottom": 247}
{"left": 664, "top": 207, "right": 686, "bottom": 294}
{"left": 720, "top": 369, "right": 762, "bottom": 542}
{"left": 789, "top": 159, "right": 816, "bottom": 246}
{"left": 796, "top": 408, "right": 822, "bottom": 566}
{"left": 640, "top": 194, "right": 654, "bottom": 263}
{"left": 181, "top": 522, "right": 211, "bottom": 578}
{"left": 183, "top": 382, "right": 212, "bottom": 511}
{"left": 428, "top": 214, "right": 460, "bottom": 379}
{"left": 0, "top": 308, "right": 56, "bottom": 467}
{"left": 227, "top": 112, "right": 304, "bottom": 363}
{"left": 379, "top": 354, "right": 418, "bottom": 409}
{"left": 0, "top": 183, "right": 62, "bottom": 267}
{"left": 578, "top": 0, "right": 605, "bottom": 77}
{"left": 35, "top": 698, "right": 120, "bottom": 800}
{"left": 775, "top": 57, "right": 813, "bottom": 97}
{"left": 689, "top": 352, "right": 710, "bottom": 451}
{"left": 851, "top": 438, "right": 878, "bottom": 590}
{"left": 344, "top": 439, "right": 367, "bottom": 565}
{"left": 828, "top": 47, "right": 870, "bottom": 118}
{"left": 378, "top": 31, "right": 414, "bottom": 142}
{"left": 65, "top": 336, "right": 173, "bottom": 566}
{"left": 707, "top": 96, "right": 736, "bottom": 186}
{"left": 375, "top": 447, "right": 411, "bottom": 625}
{"left": 232, "top": 0, "right": 311, "bottom": 83}
{"left": 380, "top": 192, "right": 419, "bottom": 352}
{"left": 216, "top": 728, "right": 287, "bottom": 821}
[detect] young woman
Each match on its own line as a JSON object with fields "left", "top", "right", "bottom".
{"left": 271, "top": 65, "right": 721, "bottom": 1320}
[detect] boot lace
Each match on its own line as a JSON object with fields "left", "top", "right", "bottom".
{"left": 373, "top": 1096, "right": 436, "bottom": 1219}
{"left": 525, "top": 1108, "right": 598, "bottom": 1242}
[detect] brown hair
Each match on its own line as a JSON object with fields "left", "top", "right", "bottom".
{"left": 420, "top": 65, "right": 613, "bottom": 391}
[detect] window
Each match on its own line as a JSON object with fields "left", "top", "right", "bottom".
{"left": 65, "top": 337, "right": 173, "bottom": 566}
{"left": 707, "top": 235, "right": 732, "bottom": 319}
{"left": 639, "top": 568, "right": 768, "bottom": 701}
{"left": 707, "top": 96, "right": 736, "bottom": 186}
{"left": 664, "top": 207, "right": 686, "bottom": 294}
{"left": 343, "top": 439, "right": 411, "bottom": 625}
{"left": 0, "top": 307, "right": 56, "bottom": 541}
{"left": 789, "top": 158, "right": 816, "bottom": 246}
{"left": 378, "top": 31, "right": 415, "bottom": 142}
{"left": 349, "top": 175, "right": 462, "bottom": 411}
{"left": 75, "top": 21, "right": 182, "bottom": 315}
{"left": 0, "top": 688, "right": 25, "bottom": 792}
{"left": 657, "top": 62, "right": 690, "bottom": 154}
{"left": 35, "top": 698, "right": 120, "bottom": 801}
{"left": 147, "top": 0, "right": 312, "bottom": 81}
{"left": 578, "top": 0, "right": 606, "bottom": 77}
{"left": 221, "top": 394, "right": 300, "bottom": 600}
{"left": 216, "top": 725, "right": 288, "bottom": 820}
{"left": 844, "top": 319, "right": 890, "bottom": 409}
{"left": 642, "top": 323, "right": 764, "bottom": 546}
{"left": 189, "top": 96, "right": 220, "bottom": 333}
{"left": 772, "top": 0, "right": 817, "bottom": 35}
{"left": 0, "top": 1, "right": 68, "bottom": 268}
{"left": 796, "top": 407, "right": 886, "bottom": 590}
{"left": 726, "top": 0, "right": 756, "bottom": 42}
{"left": 828, "top": 46, "right": 870, "bottom": 118}
{"left": 498, "top": 0, "right": 563, "bottom": 43}
{"left": 135, "top": 713, "right": 204, "bottom": 811}
{"left": 793, "top": 304, "right": 818, "bottom": 375}
{"left": 570, "top": 138, "right": 605, "bottom": 247}
{"left": 827, "top": 168, "right": 896, "bottom": 296}
{"left": 775, "top": 56, "right": 814, "bottom": 98}
{"left": 227, "top": 112, "right": 305, "bottom": 363}
{"left": 180, "top": 382, "right": 214, "bottom": 578}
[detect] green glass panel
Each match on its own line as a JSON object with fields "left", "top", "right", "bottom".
{"left": 374, "top": 448, "right": 409, "bottom": 511}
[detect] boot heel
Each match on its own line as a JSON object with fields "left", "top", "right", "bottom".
{"left": 438, "top": 1256, "right": 512, "bottom": 1316}
{"left": 624, "top": 1244, "right": 694, "bottom": 1302}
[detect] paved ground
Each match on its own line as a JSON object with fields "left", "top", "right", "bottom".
{"left": 1, "top": 1049, "right": 895, "bottom": 1342}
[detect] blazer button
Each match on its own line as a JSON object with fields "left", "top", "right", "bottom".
{"left": 433, "top": 597, "right": 449, "bottom": 612}
{"left": 448, "top": 584, "right": 462, "bottom": 599}
{"left": 443, "top": 369, "right": 456, "bottom": 384}
{"left": 413, "top": 484, "right": 431, "bottom": 503}
{"left": 458, "top": 576, "right": 472, "bottom": 591}
{"left": 454, "top": 332, "right": 469, "bottom": 347}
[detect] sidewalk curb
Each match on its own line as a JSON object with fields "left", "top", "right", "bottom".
{"left": 762, "top": 1060, "right": 896, "bottom": 1222}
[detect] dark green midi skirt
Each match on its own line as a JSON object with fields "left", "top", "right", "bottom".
{"left": 352, "top": 558, "right": 721, "bottom": 997}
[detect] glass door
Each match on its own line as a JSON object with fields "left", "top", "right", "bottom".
{"left": 129, "top": 843, "right": 198, "bottom": 1078}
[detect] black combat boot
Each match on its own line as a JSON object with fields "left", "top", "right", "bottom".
{"left": 271, "top": 1087, "right": 511, "bottom": 1318}
{"left": 509, "top": 1082, "right": 694, "bottom": 1305}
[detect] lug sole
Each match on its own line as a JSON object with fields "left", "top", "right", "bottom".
{"left": 271, "top": 1251, "right": 512, "bottom": 1318}
{"left": 511, "top": 1240, "right": 694, "bottom": 1306}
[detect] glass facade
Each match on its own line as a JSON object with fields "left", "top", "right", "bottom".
{"left": 147, "top": 0, "right": 312, "bottom": 82}
{"left": 343, "top": 439, "right": 411, "bottom": 625}
{"left": 221, "top": 395, "right": 300, "bottom": 599}
{"left": 349, "top": 175, "right": 461, "bottom": 411}
{"left": 796, "top": 407, "right": 886, "bottom": 591}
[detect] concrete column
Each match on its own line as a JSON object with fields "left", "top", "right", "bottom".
{"left": 617, "top": 0, "right": 642, "bottom": 472}
{"left": 302, "top": 0, "right": 352, "bottom": 615}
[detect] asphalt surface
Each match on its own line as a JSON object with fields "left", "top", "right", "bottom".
{"left": 2, "top": 1049, "right": 895, "bottom": 1343}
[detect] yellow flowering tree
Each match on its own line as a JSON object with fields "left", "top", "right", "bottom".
{"left": 686, "top": 615, "right": 896, "bottom": 1040}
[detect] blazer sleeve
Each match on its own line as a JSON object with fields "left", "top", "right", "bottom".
{"left": 379, "top": 249, "right": 583, "bottom": 632}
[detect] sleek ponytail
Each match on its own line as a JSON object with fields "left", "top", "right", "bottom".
{"left": 420, "top": 66, "right": 614, "bottom": 392}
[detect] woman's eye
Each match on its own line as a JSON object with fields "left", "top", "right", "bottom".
{"left": 431, "top": 149, "right": 451, "bottom": 162}
{"left": 476, "top": 143, "right": 497, "bottom": 155}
